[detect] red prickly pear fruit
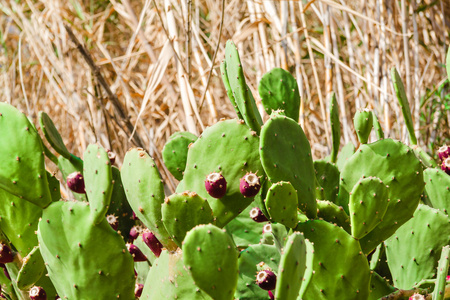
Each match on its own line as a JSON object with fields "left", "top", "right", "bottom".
{"left": 447, "top": 275, "right": 450, "bottom": 281}
{"left": 262, "top": 223, "right": 272, "bottom": 234}
{"left": 132, "top": 211, "right": 139, "bottom": 221}
{"left": 107, "top": 149, "right": 116, "bottom": 165}
{"left": 126, "top": 244, "right": 147, "bottom": 262}
{"left": 129, "top": 226, "right": 140, "bottom": 242}
{"left": 135, "top": 283, "right": 144, "bottom": 298}
{"left": 142, "top": 230, "right": 163, "bottom": 257}
{"left": 106, "top": 214, "right": 119, "bottom": 231}
{"left": 268, "top": 290, "right": 274, "bottom": 300}
{"left": 438, "top": 145, "right": 450, "bottom": 161}
{"left": 66, "top": 172, "right": 85, "bottom": 194}
{"left": 441, "top": 158, "right": 450, "bottom": 175}
{"left": 256, "top": 269, "right": 277, "bottom": 291}
{"left": 239, "top": 172, "right": 261, "bottom": 197}
{"left": 0, "top": 244, "right": 14, "bottom": 264}
{"left": 249, "top": 207, "right": 269, "bottom": 223}
{"left": 204, "top": 172, "right": 227, "bottom": 198}
{"left": 29, "top": 286, "right": 47, "bottom": 300}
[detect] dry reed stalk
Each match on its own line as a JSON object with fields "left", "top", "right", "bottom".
{"left": 0, "top": 0, "right": 448, "bottom": 184}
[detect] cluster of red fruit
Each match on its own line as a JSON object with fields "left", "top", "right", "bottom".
{"left": 204, "top": 172, "right": 261, "bottom": 199}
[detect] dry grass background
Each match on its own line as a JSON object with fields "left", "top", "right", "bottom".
{"left": 0, "top": 0, "right": 449, "bottom": 186}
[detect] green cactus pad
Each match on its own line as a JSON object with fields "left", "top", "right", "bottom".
{"left": 384, "top": 204, "right": 450, "bottom": 289}
{"left": 314, "top": 160, "right": 340, "bottom": 203}
{"left": 182, "top": 119, "right": 264, "bottom": 228}
{"left": 316, "top": 200, "right": 351, "bottom": 233}
{"left": 121, "top": 148, "right": 175, "bottom": 250}
{"left": 46, "top": 171, "right": 61, "bottom": 202}
{"left": 162, "top": 192, "right": 213, "bottom": 247}
{"left": 16, "top": 246, "right": 45, "bottom": 290}
{"left": 224, "top": 40, "right": 263, "bottom": 133}
{"left": 0, "top": 103, "right": 52, "bottom": 208}
{"left": 391, "top": 67, "right": 417, "bottom": 145}
{"left": 353, "top": 108, "right": 373, "bottom": 144}
{"left": 258, "top": 67, "right": 300, "bottom": 122}
{"left": 224, "top": 204, "right": 266, "bottom": 248}
{"left": 108, "top": 166, "right": 134, "bottom": 240}
{"left": 183, "top": 224, "right": 238, "bottom": 300}
{"left": 236, "top": 244, "right": 280, "bottom": 300}
{"left": 432, "top": 245, "right": 450, "bottom": 300}
{"left": 39, "top": 111, "right": 71, "bottom": 159}
{"left": 329, "top": 92, "right": 341, "bottom": 163}
{"left": 339, "top": 139, "right": 424, "bottom": 254}
{"left": 368, "top": 272, "right": 396, "bottom": 300}
{"left": 162, "top": 132, "right": 197, "bottom": 181}
{"left": 422, "top": 168, "right": 450, "bottom": 213}
{"left": 260, "top": 113, "right": 316, "bottom": 218}
{"left": 372, "top": 111, "right": 385, "bottom": 140}
{"left": 336, "top": 142, "right": 355, "bottom": 171}
{"left": 295, "top": 220, "right": 371, "bottom": 300}
{"left": 264, "top": 181, "right": 298, "bottom": 228}
{"left": 141, "top": 249, "right": 211, "bottom": 299}
{"left": 349, "top": 177, "right": 389, "bottom": 239}
{"left": 57, "top": 154, "right": 86, "bottom": 201}
{"left": 221, "top": 60, "right": 243, "bottom": 120}
{"left": 38, "top": 201, "right": 135, "bottom": 299}
{"left": 274, "top": 232, "right": 307, "bottom": 300}
{"left": 0, "top": 189, "right": 41, "bottom": 257}
{"left": 83, "top": 144, "right": 113, "bottom": 225}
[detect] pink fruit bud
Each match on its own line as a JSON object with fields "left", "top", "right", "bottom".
{"left": 142, "top": 230, "right": 163, "bottom": 257}
{"left": 66, "top": 172, "right": 85, "bottom": 194}
{"left": 0, "top": 244, "right": 14, "bottom": 264}
{"left": 268, "top": 290, "right": 274, "bottom": 300}
{"left": 240, "top": 172, "right": 261, "bottom": 197}
{"left": 438, "top": 145, "right": 450, "bottom": 161}
{"left": 126, "top": 244, "right": 147, "bottom": 262}
{"left": 106, "top": 215, "right": 119, "bottom": 231}
{"left": 409, "top": 293, "right": 425, "bottom": 300}
{"left": 29, "top": 286, "right": 47, "bottom": 300}
{"left": 135, "top": 283, "right": 144, "bottom": 298}
{"left": 129, "top": 226, "right": 140, "bottom": 242}
{"left": 441, "top": 158, "right": 450, "bottom": 175}
{"left": 249, "top": 207, "right": 269, "bottom": 223}
{"left": 256, "top": 269, "right": 277, "bottom": 291}
{"left": 205, "top": 172, "right": 227, "bottom": 198}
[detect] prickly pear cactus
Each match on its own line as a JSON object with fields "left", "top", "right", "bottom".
{"left": 339, "top": 138, "right": 424, "bottom": 253}
{"left": 183, "top": 224, "right": 239, "bottom": 300}
{"left": 314, "top": 160, "right": 340, "bottom": 203}
{"left": 161, "top": 192, "right": 213, "bottom": 247}
{"left": 422, "top": 168, "right": 450, "bottom": 213}
{"left": 260, "top": 112, "right": 316, "bottom": 218}
{"left": 236, "top": 243, "right": 280, "bottom": 300}
{"left": 353, "top": 108, "right": 373, "bottom": 144}
{"left": 274, "top": 232, "right": 307, "bottom": 300}
{"left": 182, "top": 119, "right": 264, "bottom": 228}
{"left": 140, "top": 249, "right": 211, "bottom": 300}
{"left": 384, "top": 204, "right": 450, "bottom": 289}
{"left": 162, "top": 132, "right": 197, "bottom": 181}
{"left": 223, "top": 40, "right": 263, "bottom": 133}
{"left": 264, "top": 181, "right": 298, "bottom": 228}
{"left": 348, "top": 176, "right": 389, "bottom": 239}
{"left": 258, "top": 67, "right": 300, "bottom": 122}
{"left": 296, "top": 220, "right": 371, "bottom": 300}
{"left": 37, "top": 201, "right": 136, "bottom": 299}
{"left": 0, "top": 103, "right": 52, "bottom": 208}
{"left": 121, "top": 148, "right": 176, "bottom": 250}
